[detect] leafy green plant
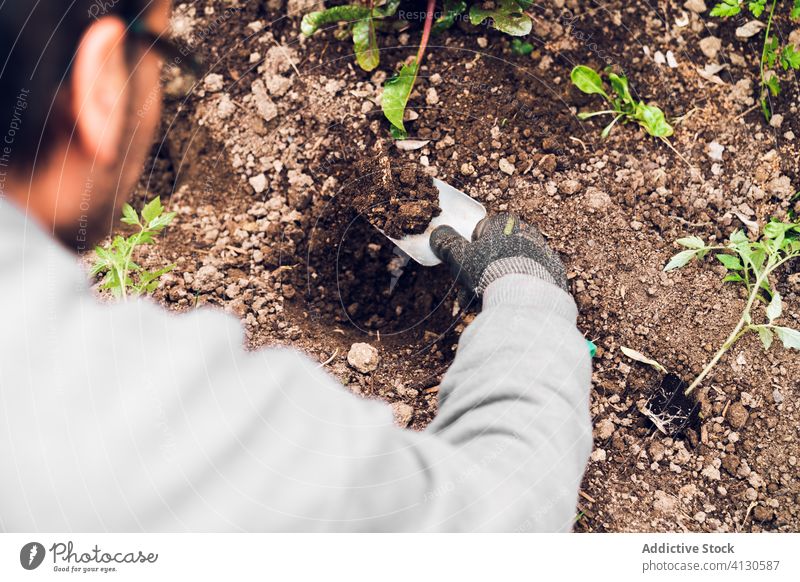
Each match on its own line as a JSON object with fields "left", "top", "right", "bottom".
{"left": 301, "top": 0, "right": 536, "bottom": 137}
{"left": 510, "top": 38, "right": 534, "bottom": 55}
{"left": 664, "top": 219, "right": 800, "bottom": 395}
{"left": 570, "top": 65, "right": 673, "bottom": 139}
{"left": 91, "top": 197, "right": 176, "bottom": 300}
{"left": 709, "top": 0, "right": 800, "bottom": 120}
{"left": 570, "top": 65, "right": 694, "bottom": 165}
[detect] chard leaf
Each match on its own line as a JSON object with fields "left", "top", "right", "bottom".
{"left": 664, "top": 249, "right": 698, "bottom": 271}
{"left": 635, "top": 103, "right": 673, "bottom": 137}
{"left": 570, "top": 65, "right": 608, "bottom": 97}
{"left": 382, "top": 60, "right": 419, "bottom": 135}
{"left": 469, "top": 0, "right": 532, "bottom": 36}
{"left": 607, "top": 72, "right": 632, "bottom": 104}
{"left": 352, "top": 17, "right": 379, "bottom": 71}
{"left": 301, "top": 5, "right": 372, "bottom": 36}
{"left": 121, "top": 203, "right": 139, "bottom": 226}
{"left": 141, "top": 197, "right": 163, "bottom": 224}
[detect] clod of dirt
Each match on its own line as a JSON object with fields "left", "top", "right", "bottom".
{"left": 727, "top": 401, "right": 749, "bottom": 429}
{"left": 351, "top": 152, "right": 441, "bottom": 239}
{"left": 347, "top": 342, "right": 380, "bottom": 374}
{"left": 391, "top": 402, "right": 414, "bottom": 427}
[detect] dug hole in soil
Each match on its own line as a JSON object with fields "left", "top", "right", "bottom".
{"left": 124, "top": 0, "right": 800, "bottom": 532}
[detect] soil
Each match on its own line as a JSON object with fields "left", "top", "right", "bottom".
{"left": 122, "top": 0, "right": 800, "bottom": 533}
{"left": 350, "top": 146, "right": 441, "bottom": 238}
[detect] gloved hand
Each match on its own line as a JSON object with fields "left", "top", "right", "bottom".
{"left": 430, "top": 212, "right": 569, "bottom": 297}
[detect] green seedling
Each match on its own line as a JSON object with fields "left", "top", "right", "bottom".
{"left": 301, "top": 0, "right": 536, "bottom": 137}
{"left": 665, "top": 220, "right": 800, "bottom": 396}
{"left": 570, "top": 65, "right": 692, "bottom": 165}
{"left": 91, "top": 197, "right": 176, "bottom": 301}
{"left": 710, "top": 0, "right": 800, "bottom": 120}
{"left": 511, "top": 38, "right": 534, "bottom": 55}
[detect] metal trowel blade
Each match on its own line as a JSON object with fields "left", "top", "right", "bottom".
{"left": 382, "top": 178, "right": 487, "bottom": 266}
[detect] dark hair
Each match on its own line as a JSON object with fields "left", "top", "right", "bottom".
{"left": 0, "top": 1, "right": 153, "bottom": 171}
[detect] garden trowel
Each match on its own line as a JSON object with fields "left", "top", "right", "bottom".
{"left": 384, "top": 178, "right": 487, "bottom": 267}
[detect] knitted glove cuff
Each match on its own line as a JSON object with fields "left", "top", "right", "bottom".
{"left": 475, "top": 256, "right": 560, "bottom": 295}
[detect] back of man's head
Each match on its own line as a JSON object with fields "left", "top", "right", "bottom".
{"left": 0, "top": 1, "right": 152, "bottom": 172}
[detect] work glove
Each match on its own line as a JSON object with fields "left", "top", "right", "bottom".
{"left": 430, "top": 213, "right": 569, "bottom": 297}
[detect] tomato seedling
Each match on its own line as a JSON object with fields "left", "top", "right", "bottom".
{"left": 91, "top": 197, "right": 176, "bottom": 300}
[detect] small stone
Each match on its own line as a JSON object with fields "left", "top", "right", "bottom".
{"left": 559, "top": 179, "right": 581, "bottom": 195}
{"left": 203, "top": 73, "right": 224, "bottom": 92}
{"left": 225, "top": 284, "right": 240, "bottom": 299}
{"left": 347, "top": 342, "right": 380, "bottom": 373}
{"left": 736, "top": 20, "right": 766, "bottom": 39}
{"left": 772, "top": 388, "right": 783, "bottom": 405}
{"left": 249, "top": 173, "right": 267, "bottom": 194}
{"left": 590, "top": 448, "right": 607, "bottom": 462}
{"left": 648, "top": 441, "right": 666, "bottom": 463}
{"left": 727, "top": 401, "right": 749, "bottom": 429}
{"left": 585, "top": 187, "right": 612, "bottom": 211}
{"left": 699, "top": 37, "right": 722, "bottom": 60}
{"left": 594, "top": 418, "right": 615, "bottom": 440}
{"left": 391, "top": 402, "right": 414, "bottom": 427}
{"left": 706, "top": 141, "right": 725, "bottom": 161}
{"left": 753, "top": 505, "right": 773, "bottom": 522}
{"left": 460, "top": 162, "right": 475, "bottom": 176}
{"left": 769, "top": 113, "right": 783, "bottom": 128}
{"left": 684, "top": 0, "right": 707, "bottom": 13}
{"left": 653, "top": 490, "right": 677, "bottom": 514}
{"left": 477, "top": 37, "right": 488, "bottom": 48}
{"left": 498, "top": 158, "right": 515, "bottom": 175}
{"left": 425, "top": 87, "right": 439, "bottom": 105}
{"left": 702, "top": 463, "right": 721, "bottom": 480}
{"left": 694, "top": 511, "right": 707, "bottom": 523}
{"left": 192, "top": 265, "right": 221, "bottom": 292}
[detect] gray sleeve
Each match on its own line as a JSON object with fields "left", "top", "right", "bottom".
{"left": 1, "top": 274, "right": 591, "bottom": 532}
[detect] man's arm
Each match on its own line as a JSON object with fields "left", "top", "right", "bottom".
{"left": 1, "top": 215, "right": 591, "bottom": 532}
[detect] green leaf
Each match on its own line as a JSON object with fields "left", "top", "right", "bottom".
{"left": 757, "top": 326, "right": 774, "bottom": 350}
{"left": 710, "top": 0, "right": 742, "bottom": 17}
{"left": 677, "top": 236, "right": 705, "bottom": 249}
{"left": 634, "top": 103, "right": 673, "bottom": 137}
{"left": 766, "top": 291, "right": 783, "bottom": 323}
{"left": 723, "top": 273, "right": 744, "bottom": 283}
{"left": 716, "top": 253, "right": 743, "bottom": 270}
{"left": 352, "top": 17, "right": 379, "bottom": 72}
{"left": 748, "top": 0, "right": 766, "bottom": 17}
{"left": 121, "top": 203, "right": 139, "bottom": 226}
{"left": 607, "top": 72, "right": 632, "bottom": 104}
{"left": 780, "top": 44, "right": 800, "bottom": 70}
{"left": 570, "top": 65, "right": 608, "bottom": 98}
{"left": 141, "top": 197, "right": 163, "bottom": 224}
{"left": 382, "top": 60, "right": 419, "bottom": 135}
{"left": 432, "top": 0, "right": 467, "bottom": 34}
{"left": 774, "top": 326, "right": 800, "bottom": 349}
{"left": 300, "top": 5, "right": 372, "bottom": 36}
{"left": 375, "top": 0, "right": 401, "bottom": 17}
{"left": 664, "top": 249, "right": 699, "bottom": 271}
{"left": 469, "top": 0, "right": 533, "bottom": 36}
{"left": 511, "top": 38, "right": 534, "bottom": 55}
{"left": 792, "top": 0, "right": 800, "bottom": 19}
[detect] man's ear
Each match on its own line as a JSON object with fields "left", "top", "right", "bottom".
{"left": 71, "top": 16, "right": 129, "bottom": 167}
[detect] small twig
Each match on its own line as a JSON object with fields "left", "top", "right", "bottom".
{"left": 579, "top": 490, "right": 596, "bottom": 504}
{"left": 317, "top": 348, "right": 339, "bottom": 368}
{"left": 659, "top": 136, "right": 695, "bottom": 169}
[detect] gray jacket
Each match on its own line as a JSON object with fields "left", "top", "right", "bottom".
{"left": 0, "top": 200, "right": 592, "bottom": 531}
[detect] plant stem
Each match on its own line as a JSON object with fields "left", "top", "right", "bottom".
{"left": 759, "top": 0, "right": 779, "bottom": 118}
{"left": 415, "top": 0, "right": 436, "bottom": 64}
{"left": 684, "top": 267, "right": 769, "bottom": 396}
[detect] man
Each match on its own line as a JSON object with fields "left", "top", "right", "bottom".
{"left": 0, "top": 0, "right": 591, "bottom": 531}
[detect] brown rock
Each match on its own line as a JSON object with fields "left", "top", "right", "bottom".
{"left": 727, "top": 401, "right": 749, "bottom": 429}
